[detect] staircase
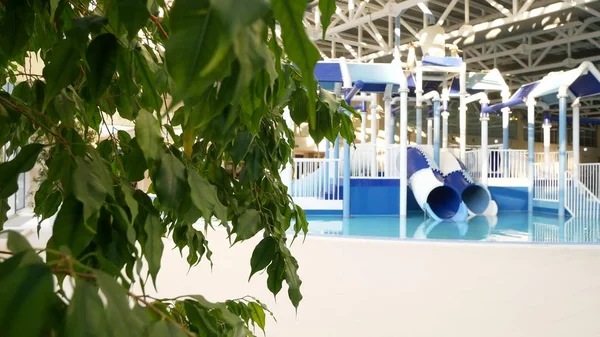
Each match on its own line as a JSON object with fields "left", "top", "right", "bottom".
{"left": 565, "top": 171, "right": 600, "bottom": 219}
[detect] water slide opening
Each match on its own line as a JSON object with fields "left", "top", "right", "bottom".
{"left": 426, "top": 186, "right": 461, "bottom": 220}
{"left": 462, "top": 185, "right": 491, "bottom": 215}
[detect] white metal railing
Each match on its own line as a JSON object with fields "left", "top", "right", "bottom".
{"left": 291, "top": 158, "right": 341, "bottom": 200}
{"left": 565, "top": 171, "right": 600, "bottom": 219}
{"left": 533, "top": 163, "right": 560, "bottom": 201}
{"left": 466, "top": 149, "right": 529, "bottom": 180}
{"left": 579, "top": 163, "right": 600, "bottom": 198}
{"left": 533, "top": 152, "right": 574, "bottom": 171}
{"left": 464, "top": 151, "right": 480, "bottom": 179}
{"left": 532, "top": 223, "right": 560, "bottom": 243}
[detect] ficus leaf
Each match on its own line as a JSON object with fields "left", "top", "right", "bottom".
{"left": 166, "top": 0, "right": 232, "bottom": 103}
{"left": 144, "top": 213, "right": 164, "bottom": 287}
{"left": 51, "top": 197, "right": 95, "bottom": 257}
{"left": 42, "top": 38, "right": 82, "bottom": 111}
{"left": 94, "top": 271, "right": 144, "bottom": 336}
{"left": 135, "top": 109, "right": 163, "bottom": 162}
{"left": 0, "top": 143, "right": 44, "bottom": 199}
{"left": 0, "top": 262, "right": 54, "bottom": 337}
{"left": 249, "top": 237, "right": 277, "bottom": 280}
{"left": 66, "top": 281, "right": 110, "bottom": 337}
{"left": 234, "top": 209, "right": 262, "bottom": 242}
{"left": 271, "top": 0, "right": 320, "bottom": 126}
{"left": 319, "top": 0, "right": 336, "bottom": 39}
{"left": 118, "top": 0, "right": 150, "bottom": 39}
{"left": 248, "top": 302, "right": 267, "bottom": 332}
{"left": 6, "top": 230, "right": 43, "bottom": 266}
{"left": 153, "top": 152, "right": 187, "bottom": 211}
{"left": 86, "top": 33, "right": 119, "bottom": 102}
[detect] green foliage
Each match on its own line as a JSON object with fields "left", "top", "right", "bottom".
{"left": 0, "top": 0, "right": 347, "bottom": 336}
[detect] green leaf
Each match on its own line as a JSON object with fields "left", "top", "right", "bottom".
{"left": 66, "top": 281, "right": 110, "bottom": 337}
{"left": 42, "top": 38, "right": 82, "bottom": 111}
{"left": 144, "top": 213, "right": 163, "bottom": 286}
{"left": 165, "top": 0, "right": 232, "bottom": 102}
{"left": 50, "top": 0, "right": 60, "bottom": 20}
{"left": 249, "top": 237, "right": 276, "bottom": 280}
{"left": 135, "top": 109, "right": 163, "bottom": 162}
{"left": 118, "top": 0, "right": 149, "bottom": 39}
{"left": 53, "top": 91, "right": 76, "bottom": 127}
{"left": 188, "top": 170, "right": 228, "bottom": 224}
{"left": 148, "top": 320, "right": 187, "bottom": 337}
{"left": 271, "top": 0, "right": 320, "bottom": 126}
{"left": 121, "top": 138, "right": 148, "bottom": 181}
{"left": 289, "top": 88, "right": 309, "bottom": 125}
{"left": 209, "top": 0, "right": 269, "bottom": 36}
{"left": 86, "top": 33, "right": 119, "bottom": 102}
{"left": 73, "top": 152, "right": 113, "bottom": 223}
{"left": 319, "top": 0, "right": 336, "bottom": 39}
{"left": 153, "top": 152, "right": 187, "bottom": 211}
{"left": 282, "top": 247, "right": 303, "bottom": 308}
{"left": 133, "top": 50, "right": 163, "bottom": 112}
{"left": 37, "top": 191, "right": 62, "bottom": 222}
{"left": 231, "top": 130, "right": 253, "bottom": 165}
{"left": 0, "top": 263, "right": 54, "bottom": 337}
{"left": 0, "top": 0, "right": 35, "bottom": 59}
{"left": 52, "top": 197, "right": 94, "bottom": 257}
{"left": 0, "top": 198, "right": 10, "bottom": 230}
{"left": 94, "top": 271, "right": 144, "bottom": 336}
{"left": 234, "top": 209, "right": 261, "bottom": 242}
{"left": 266, "top": 254, "right": 285, "bottom": 297}
{"left": 0, "top": 143, "right": 44, "bottom": 198}
{"left": 248, "top": 302, "right": 266, "bottom": 332}
{"left": 6, "top": 230, "right": 43, "bottom": 265}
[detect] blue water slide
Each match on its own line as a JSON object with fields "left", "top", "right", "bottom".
{"left": 440, "top": 151, "right": 498, "bottom": 216}
{"left": 405, "top": 147, "right": 468, "bottom": 221}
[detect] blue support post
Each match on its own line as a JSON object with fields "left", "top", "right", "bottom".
{"left": 527, "top": 100, "right": 535, "bottom": 213}
{"left": 558, "top": 88, "right": 568, "bottom": 218}
{"left": 433, "top": 99, "right": 441, "bottom": 167}
{"left": 342, "top": 81, "right": 364, "bottom": 218}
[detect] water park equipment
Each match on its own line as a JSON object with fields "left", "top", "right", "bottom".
{"left": 406, "top": 146, "right": 467, "bottom": 221}
{"left": 484, "top": 61, "right": 600, "bottom": 217}
{"left": 441, "top": 150, "right": 498, "bottom": 216}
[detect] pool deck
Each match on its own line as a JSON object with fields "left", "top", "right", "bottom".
{"left": 4, "top": 216, "right": 600, "bottom": 337}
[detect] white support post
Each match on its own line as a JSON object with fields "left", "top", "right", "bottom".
{"left": 558, "top": 86, "right": 568, "bottom": 218}
{"left": 527, "top": 98, "right": 536, "bottom": 214}
{"left": 415, "top": 64, "right": 424, "bottom": 145}
{"left": 501, "top": 90, "right": 511, "bottom": 150}
{"left": 426, "top": 112, "right": 433, "bottom": 146}
{"left": 480, "top": 99, "right": 490, "bottom": 186}
{"left": 459, "top": 62, "right": 467, "bottom": 161}
{"left": 361, "top": 108, "right": 367, "bottom": 144}
{"left": 573, "top": 98, "right": 580, "bottom": 182}
{"left": 543, "top": 112, "right": 551, "bottom": 170}
{"left": 399, "top": 87, "right": 409, "bottom": 216}
{"left": 441, "top": 87, "right": 450, "bottom": 149}
{"left": 384, "top": 87, "right": 393, "bottom": 176}
{"left": 370, "top": 93, "right": 378, "bottom": 177}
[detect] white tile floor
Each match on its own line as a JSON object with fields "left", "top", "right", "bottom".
{"left": 4, "top": 216, "right": 600, "bottom": 337}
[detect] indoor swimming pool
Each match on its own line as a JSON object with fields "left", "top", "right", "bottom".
{"left": 300, "top": 212, "right": 600, "bottom": 244}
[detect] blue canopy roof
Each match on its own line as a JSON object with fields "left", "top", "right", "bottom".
{"left": 314, "top": 61, "right": 406, "bottom": 93}
{"left": 483, "top": 82, "right": 540, "bottom": 114}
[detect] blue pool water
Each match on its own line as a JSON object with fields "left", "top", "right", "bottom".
{"left": 301, "top": 212, "right": 600, "bottom": 244}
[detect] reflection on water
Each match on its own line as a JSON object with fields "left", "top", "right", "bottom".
{"left": 302, "top": 212, "right": 600, "bottom": 244}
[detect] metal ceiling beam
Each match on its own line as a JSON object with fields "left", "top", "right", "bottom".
{"left": 357, "top": 0, "right": 600, "bottom": 62}
{"left": 310, "top": 0, "right": 426, "bottom": 38}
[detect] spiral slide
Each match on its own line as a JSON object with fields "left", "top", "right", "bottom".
{"left": 406, "top": 147, "right": 468, "bottom": 221}
{"left": 440, "top": 151, "right": 498, "bottom": 216}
